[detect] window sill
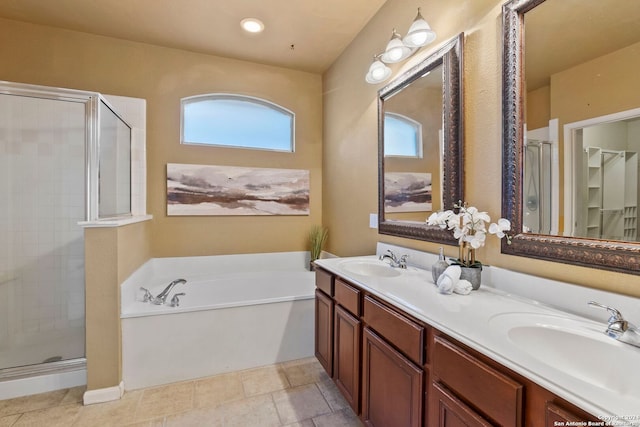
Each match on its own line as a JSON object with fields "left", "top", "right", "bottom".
{"left": 78, "top": 215, "right": 153, "bottom": 228}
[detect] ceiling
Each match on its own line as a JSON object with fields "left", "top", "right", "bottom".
{"left": 525, "top": 0, "right": 640, "bottom": 90}
{"left": 0, "top": 0, "right": 387, "bottom": 73}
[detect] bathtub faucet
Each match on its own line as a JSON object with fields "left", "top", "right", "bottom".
{"left": 151, "top": 278, "right": 187, "bottom": 305}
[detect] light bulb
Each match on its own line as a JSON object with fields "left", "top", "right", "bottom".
{"left": 380, "top": 29, "right": 413, "bottom": 64}
{"left": 240, "top": 18, "right": 264, "bottom": 33}
{"left": 372, "top": 67, "right": 386, "bottom": 80}
{"left": 365, "top": 56, "right": 391, "bottom": 84}
{"left": 403, "top": 8, "right": 436, "bottom": 48}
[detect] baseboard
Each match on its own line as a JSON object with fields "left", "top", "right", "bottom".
{"left": 83, "top": 381, "right": 124, "bottom": 405}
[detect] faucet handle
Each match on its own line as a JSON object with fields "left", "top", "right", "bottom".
{"left": 140, "top": 287, "right": 153, "bottom": 303}
{"left": 170, "top": 293, "right": 186, "bottom": 307}
{"left": 398, "top": 254, "right": 409, "bottom": 268}
{"left": 588, "top": 301, "right": 625, "bottom": 323}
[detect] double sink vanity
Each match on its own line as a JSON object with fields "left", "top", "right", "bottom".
{"left": 356, "top": 0, "right": 640, "bottom": 423}
{"left": 313, "top": 245, "right": 640, "bottom": 427}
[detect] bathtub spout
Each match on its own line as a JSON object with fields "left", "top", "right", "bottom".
{"left": 151, "top": 279, "right": 187, "bottom": 305}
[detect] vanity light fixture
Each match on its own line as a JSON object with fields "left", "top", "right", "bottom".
{"left": 380, "top": 29, "right": 413, "bottom": 63}
{"left": 403, "top": 8, "right": 436, "bottom": 48}
{"left": 365, "top": 54, "right": 392, "bottom": 84}
{"left": 366, "top": 8, "right": 436, "bottom": 84}
{"left": 240, "top": 18, "right": 264, "bottom": 33}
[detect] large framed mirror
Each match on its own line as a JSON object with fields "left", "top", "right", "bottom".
{"left": 502, "top": 0, "right": 640, "bottom": 273}
{"left": 378, "top": 33, "right": 464, "bottom": 244}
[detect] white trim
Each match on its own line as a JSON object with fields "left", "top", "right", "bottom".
{"left": 78, "top": 214, "right": 152, "bottom": 228}
{"left": 83, "top": 381, "right": 124, "bottom": 405}
{"left": 549, "top": 118, "right": 560, "bottom": 235}
{"left": 0, "top": 369, "right": 86, "bottom": 400}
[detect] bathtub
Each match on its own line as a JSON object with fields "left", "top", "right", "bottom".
{"left": 120, "top": 251, "right": 316, "bottom": 390}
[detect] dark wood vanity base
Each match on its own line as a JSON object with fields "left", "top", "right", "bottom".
{"left": 314, "top": 267, "right": 599, "bottom": 427}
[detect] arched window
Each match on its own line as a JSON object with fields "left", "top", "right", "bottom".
{"left": 384, "top": 112, "right": 423, "bottom": 158}
{"left": 181, "top": 94, "right": 294, "bottom": 152}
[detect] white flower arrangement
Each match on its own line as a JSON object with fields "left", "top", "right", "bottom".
{"left": 427, "top": 201, "right": 511, "bottom": 267}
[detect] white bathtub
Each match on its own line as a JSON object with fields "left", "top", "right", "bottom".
{"left": 120, "top": 251, "right": 316, "bottom": 390}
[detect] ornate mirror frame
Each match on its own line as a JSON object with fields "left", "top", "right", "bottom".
{"left": 378, "top": 33, "right": 464, "bottom": 245}
{"left": 501, "top": 0, "right": 640, "bottom": 274}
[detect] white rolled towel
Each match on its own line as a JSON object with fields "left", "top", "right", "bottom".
{"left": 453, "top": 279, "right": 472, "bottom": 295}
{"left": 437, "top": 265, "right": 461, "bottom": 295}
{"left": 437, "top": 275, "right": 454, "bottom": 294}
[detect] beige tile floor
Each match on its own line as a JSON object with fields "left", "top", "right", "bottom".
{"left": 0, "top": 358, "right": 363, "bottom": 427}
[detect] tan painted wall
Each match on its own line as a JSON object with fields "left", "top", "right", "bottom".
{"left": 323, "top": 0, "right": 640, "bottom": 297}
{"left": 526, "top": 85, "right": 550, "bottom": 130}
{"left": 0, "top": 17, "right": 323, "bottom": 258}
{"left": 84, "top": 221, "right": 151, "bottom": 390}
{"left": 550, "top": 41, "right": 640, "bottom": 126}
{"left": 0, "top": 17, "right": 322, "bottom": 389}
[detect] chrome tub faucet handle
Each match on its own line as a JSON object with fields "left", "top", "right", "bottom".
{"left": 140, "top": 287, "right": 153, "bottom": 303}
{"left": 170, "top": 293, "right": 186, "bottom": 307}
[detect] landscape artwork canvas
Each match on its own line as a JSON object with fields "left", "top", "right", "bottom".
{"left": 384, "top": 172, "right": 432, "bottom": 213}
{"left": 167, "top": 163, "right": 310, "bottom": 216}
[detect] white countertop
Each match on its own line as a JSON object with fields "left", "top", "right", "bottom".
{"left": 315, "top": 254, "right": 640, "bottom": 425}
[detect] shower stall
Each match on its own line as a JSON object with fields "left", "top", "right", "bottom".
{"left": 0, "top": 82, "right": 131, "bottom": 398}
{"left": 523, "top": 140, "right": 553, "bottom": 234}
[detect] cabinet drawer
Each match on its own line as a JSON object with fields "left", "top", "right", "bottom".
{"left": 433, "top": 336, "right": 523, "bottom": 427}
{"left": 335, "top": 278, "right": 361, "bottom": 316}
{"left": 315, "top": 268, "right": 334, "bottom": 296}
{"left": 546, "top": 403, "right": 584, "bottom": 425}
{"left": 363, "top": 295, "right": 424, "bottom": 365}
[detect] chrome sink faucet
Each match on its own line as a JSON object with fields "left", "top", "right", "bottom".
{"left": 379, "top": 250, "right": 409, "bottom": 269}
{"left": 589, "top": 301, "right": 640, "bottom": 348}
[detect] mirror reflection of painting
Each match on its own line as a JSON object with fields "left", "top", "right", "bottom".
{"left": 383, "top": 64, "right": 443, "bottom": 222}
{"left": 384, "top": 172, "right": 432, "bottom": 213}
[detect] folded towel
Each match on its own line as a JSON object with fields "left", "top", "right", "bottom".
{"left": 437, "top": 275, "right": 454, "bottom": 294}
{"left": 440, "top": 265, "right": 461, "bottom": 282}
{"left": 437, "top": 265, "right": 461, "bottom": 295}
{"left": 453, "top": 279, "right": 472, "bottom": 295}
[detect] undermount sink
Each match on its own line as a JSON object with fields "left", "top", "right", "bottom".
{"left": 490, "top": 312, "right": 640, "bottom": 395}
{"left": 339, "top": 259, "right": 401, "bottom": 278}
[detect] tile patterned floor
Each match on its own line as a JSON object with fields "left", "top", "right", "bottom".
{"left": 0, "top": 358, "right": 363, "bottom": 427}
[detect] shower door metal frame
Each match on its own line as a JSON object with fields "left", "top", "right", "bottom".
{"left": 524, "top": 140, "right": 553, "bottom": 234}
{"left": 0, "top": 81, "right": 96, "bottom": 380}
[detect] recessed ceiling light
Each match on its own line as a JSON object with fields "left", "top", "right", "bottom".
{"left": 241, "top": 18, "right": 264, "bottom": 33}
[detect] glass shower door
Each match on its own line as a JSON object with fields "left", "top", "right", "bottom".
{"left": 0, "top": 93, "right": 86, "bottom": 372}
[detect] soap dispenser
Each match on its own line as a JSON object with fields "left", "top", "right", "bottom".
{"left": 431, "top": 247, "right": 449, "bottom": 284}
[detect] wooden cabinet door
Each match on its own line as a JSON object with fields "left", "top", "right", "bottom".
{"left": 334, "top": 304, "right": 361, "bottom": 412}
{"left": 545, "top": 403, "right": 585, "bottom": 426}
{"left": 362, "top": 327, "right": 423, "bottom": 427}
{"left": 430, "top": 382, "right": 493, "bottom": 427}
{"left": 315, "top": 289, "right": 333, "bottom": 376}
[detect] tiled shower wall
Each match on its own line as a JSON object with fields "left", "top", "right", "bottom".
{"left": 0, "top": 94, "right": 86, "bottom": 368}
